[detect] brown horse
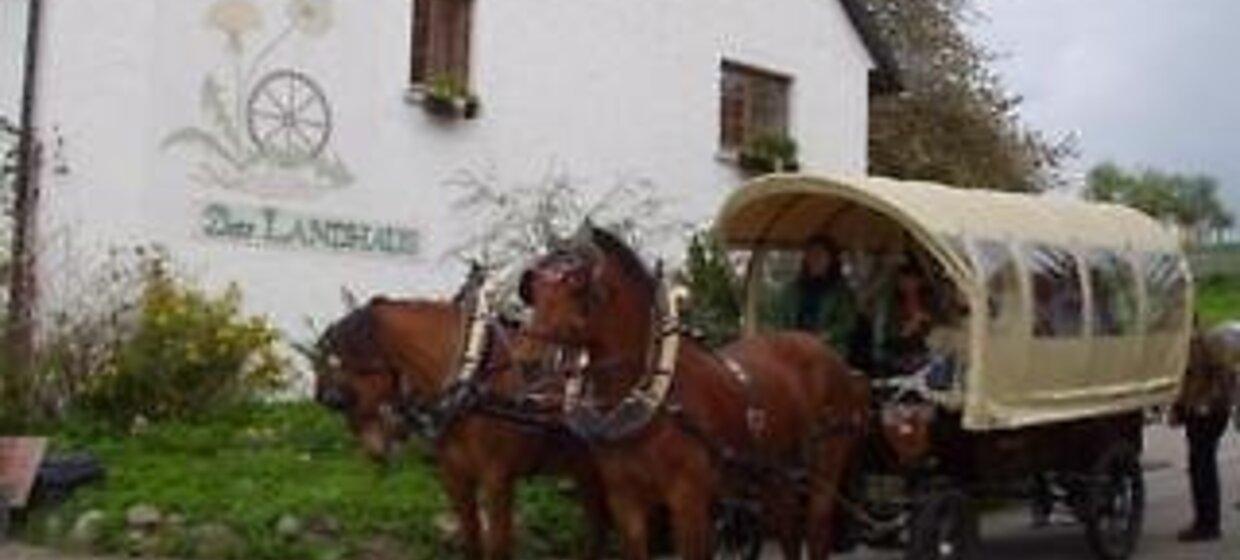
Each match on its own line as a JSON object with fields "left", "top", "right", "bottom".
{"left": 313, "top": 286, "right": 608, "bottom": 560}
{"left": 517, "top": 227, "right": 869, "bottom": 560}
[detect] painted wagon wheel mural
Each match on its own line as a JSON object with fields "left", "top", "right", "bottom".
{"left": 246, "top": 69, "right": 332, "bottom": 166}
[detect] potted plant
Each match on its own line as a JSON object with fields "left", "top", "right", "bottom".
{"left": 423, "top": 74, "right": 481, "bottom": 120}
{"left": 738, "top": 133, "right": 800, "bottom": 174}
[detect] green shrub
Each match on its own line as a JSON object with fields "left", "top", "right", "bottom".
{"left": 78, "top": 255, "right": 285, "bottom": 424}
{"left": 683, "top": 231, "right": 742, "bottom": 347}
{"left": 739, "top": 133, "right": 799, "bottom": 173}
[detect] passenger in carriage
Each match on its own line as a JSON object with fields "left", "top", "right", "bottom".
{"left": 784, "top": 237, "right": 861, "bottom": 361}
{"left": 867, "top": 261, "right": 935, "bottom": 376}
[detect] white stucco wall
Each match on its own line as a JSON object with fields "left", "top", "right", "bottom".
{"left": 0, "top": 0, "right": 28, "bottom": 120}
{"left": 31, "top": 0, "right": 874, "bottom": 342}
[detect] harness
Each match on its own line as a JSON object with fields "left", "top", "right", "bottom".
{"left": 374, "top": 280, "right": 566, "bottom": 441}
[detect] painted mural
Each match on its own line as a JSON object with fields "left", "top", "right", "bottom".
{"left": 162, "top": 0, "right": 353, "bottom": 199}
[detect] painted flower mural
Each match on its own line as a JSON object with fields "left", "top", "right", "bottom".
{"left": 288, "top": 0, "right": 333, "bottom": 37}
{"left": 165, "top": 0, "right": 353, "bottom": 198}
{"left": 206, "top": 0, "right": 263, "bottom": 52}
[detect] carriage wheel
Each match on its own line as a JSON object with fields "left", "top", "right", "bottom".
{"left": 906, "top": 489, "right": 978, "bottom": 560}
{"left": 1083, "top": 444, "right": 1144, "bottom": 560}
{"left": 246, "top": 69, "right": 332, "bottom": 166}
{"left": 713, "top": 500, "right": 762, "bottom": 560}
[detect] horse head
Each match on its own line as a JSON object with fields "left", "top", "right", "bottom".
{"left": 519, "top": 225, "right": 655, "bottom": 353}
{"left": 315, "top": 296, "right": 468, "bottom": 462}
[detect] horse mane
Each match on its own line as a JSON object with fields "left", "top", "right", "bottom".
{"left": 588, "top": 226, "right": 657, "bottom": 301}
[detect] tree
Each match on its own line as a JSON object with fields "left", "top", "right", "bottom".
{"left": 864, "top": 0, "right": 1075, "bottom": 192}
{"left": 443, "top": 165, "right": 688, "bottom": 306}
{"left": 1084, "top": 162, "right": 1233, "bottom": 244}
{"left": 682, "top": 232, "right": 742, "bottom": 347}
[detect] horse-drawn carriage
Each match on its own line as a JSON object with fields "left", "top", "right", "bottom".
{"left": 316, "top": 173, "right": 1191, "bottom": 560}
{"left": 713, "top": 174, "right": 1193, "bottom": 559}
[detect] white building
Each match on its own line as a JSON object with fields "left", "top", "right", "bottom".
{"left": 1, "top": 0, "right": 895, "bottom": 339}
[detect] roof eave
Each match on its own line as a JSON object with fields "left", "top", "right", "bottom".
{"left": 838, "top": 0, "right": 903, "bottom": 95}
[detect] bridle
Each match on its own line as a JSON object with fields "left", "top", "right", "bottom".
{"left": 521, "top": 245, "right": 688, "bottom": 442}
{"left": 321, "top": 281, "right": 537, "bottom": 441}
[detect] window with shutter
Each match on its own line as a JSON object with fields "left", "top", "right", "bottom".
{"left": 719, "top": 61, "right": 792, "bottom": 152}
{"left": 411, "top": 0, "right": 473, "bottom": 87}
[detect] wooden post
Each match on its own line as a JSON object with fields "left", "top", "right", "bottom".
{"left": 7, "top": 0, "right": 45, "bottom": 383}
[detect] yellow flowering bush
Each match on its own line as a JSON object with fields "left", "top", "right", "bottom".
{"left": 81, "top": 255, "right": 286, "bottom": 423}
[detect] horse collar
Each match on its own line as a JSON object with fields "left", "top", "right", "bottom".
{"left": 562, "top": 276, "right": 687, "bottom": 442}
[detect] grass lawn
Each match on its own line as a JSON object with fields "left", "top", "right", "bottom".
{"left": 20, "top": 403, "right": 582, "bottom": 559}
{"left": 1195, "top": 275, "right": 1240, "bottom": 326}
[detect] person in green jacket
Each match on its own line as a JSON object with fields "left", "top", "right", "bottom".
{"left": 783, "top": 238, "right": 859, "bottom": 359}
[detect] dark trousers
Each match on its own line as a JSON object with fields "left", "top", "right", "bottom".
{"left": 1186, "top": 410, "right": 1231, "bottom": 531}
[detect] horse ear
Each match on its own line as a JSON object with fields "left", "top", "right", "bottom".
{"left": 518, "top": 269, "right": 535, "bottom": 305}
{"left": 340, "top": 287, "right": 360, "bottom": 311}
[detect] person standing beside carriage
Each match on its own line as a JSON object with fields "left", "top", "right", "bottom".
{"left": 1172, "top": 321, "right": 1239, "bottom": 542}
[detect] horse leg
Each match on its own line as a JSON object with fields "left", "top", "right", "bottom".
{"left": 668, "top": 486, "right": 714, "bottom": 560}
{"left": 608, "top": 493, "right": 650, "bottom": 560}
{"left": 763, "top": 484, "right": 803, "bottom": 559}
{"left": 805, "top": 443, "right": 855, "bottom": 559}
{"left": 480, "top": 471, "right": 516, "bottom": 560}
{"left": 443, "top": 470, "right": 484, "bottom": 560}
{"left": 574, "top": 466, "right": 611, "bottom": 560}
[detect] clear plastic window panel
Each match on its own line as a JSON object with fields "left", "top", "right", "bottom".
{"left": 1087, "top": 250, "right": 1139, "bottom": 336}
{"left": 973, "top": 240, "right": 1022, "bottom": 335}
{"left": 1026, "top": 245, "right": 1084, "bottom": 338}
{"left": 1144, "top": 253, "right": 1188, "bottom": 333}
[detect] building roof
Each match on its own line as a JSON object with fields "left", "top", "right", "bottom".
{"left": 838, "top": 0, "right": 902, "bottom": 94}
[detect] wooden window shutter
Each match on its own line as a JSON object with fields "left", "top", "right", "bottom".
{"left": 411, "top": 0, "right": 433, "bottom": 84}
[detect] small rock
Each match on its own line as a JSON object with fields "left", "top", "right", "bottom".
{"left": 68, "top": 510, "right": 107, "bottom": 549}
{"left": 126, "top": 504, "right": 162, "bottom": 529}
{"left": 125, "top": 528, "right": 160, "bottom": 557}
{"left": 130, "top": 415, "right": 150, "bottom": 435}
{"left": 433, "top": 512, "right": 460, "bottom": 543}
{"left": 305, "top": 514, "right": 341, "bottom": 537}
{"left": 190, "top": 522, "right": 243, "bottom": 559}
{"left": 41, "top": 513, "right": 65, "bottom": 540}
{"left": 165, "top": 513, "right": 186, "bottom": 527}
{"left": 355, "top": 535, "right": 404, "bottom": 560}
{"left": 275, "top": 514, "right": 302, "bottom": 539}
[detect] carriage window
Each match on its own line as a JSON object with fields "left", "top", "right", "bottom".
{"left": 1086, "top": 250, "right": 1138, "bottom": 336}
{"left": 1026, "top": 245, "right": 1084, "bottom": 338}
{"left": 1144, "top": 253, "right": 1189, "bottom": 333}
{"left": 973, "top": 240, "right": 1021, "bottom": 335}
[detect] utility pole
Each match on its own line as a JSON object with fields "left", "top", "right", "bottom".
{"left": 7, "top": 0, "right": 45, "bottom": 376}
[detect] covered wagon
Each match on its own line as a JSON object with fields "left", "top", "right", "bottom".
{"left": 714, "top": 174, "right": 1192, "bottom": 559}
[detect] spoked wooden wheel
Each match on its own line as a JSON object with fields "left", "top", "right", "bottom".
{"left": 1084, "top": 445, "right": 1144, "bottom": 560}
{"left": 246, "top": 69, "right": 332, "bottom": 166}
{"left": 713, "top": 500, "right": 763, "bottom": 560}
{"left": 907, "top": 489, "right": 979, "bottom": 560}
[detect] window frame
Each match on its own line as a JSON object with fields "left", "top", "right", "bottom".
{"left": 1024, "top": 243, "right": 1086, "bottom": 339}
{"left": 410, "top": 0, "right": 474, "bottom": 89}
{"left": 1084, "top": 249, "right": 1139, "bottom": 337}
{"left": 719, "top": 60, "right": 793, "bottom": 154}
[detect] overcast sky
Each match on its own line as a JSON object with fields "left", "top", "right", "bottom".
{"left": 975, "top": 0, "right": 1240, "bottom": 210}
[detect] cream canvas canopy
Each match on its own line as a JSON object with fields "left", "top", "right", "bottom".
{"left": 715, "top": 174, "right": 1191, "bottom": 431}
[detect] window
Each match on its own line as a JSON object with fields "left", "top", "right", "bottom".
{"left": 411, "top": 0, "right": 473, "bottom": 87}
{"left": 1144, "top": 253, "right": 1188, "bottom": 333}
{"left": 1086, "top": 250, "right": 1138, "bottom": 336}
{"left": 974, "top": 240, "right": 1022, "bottom": 335}
{"left": 1026, "top": 245, "right": 1084, "bottom": 338}
{"left": 720, "top": 61, "right": 791, "bottom": 152}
